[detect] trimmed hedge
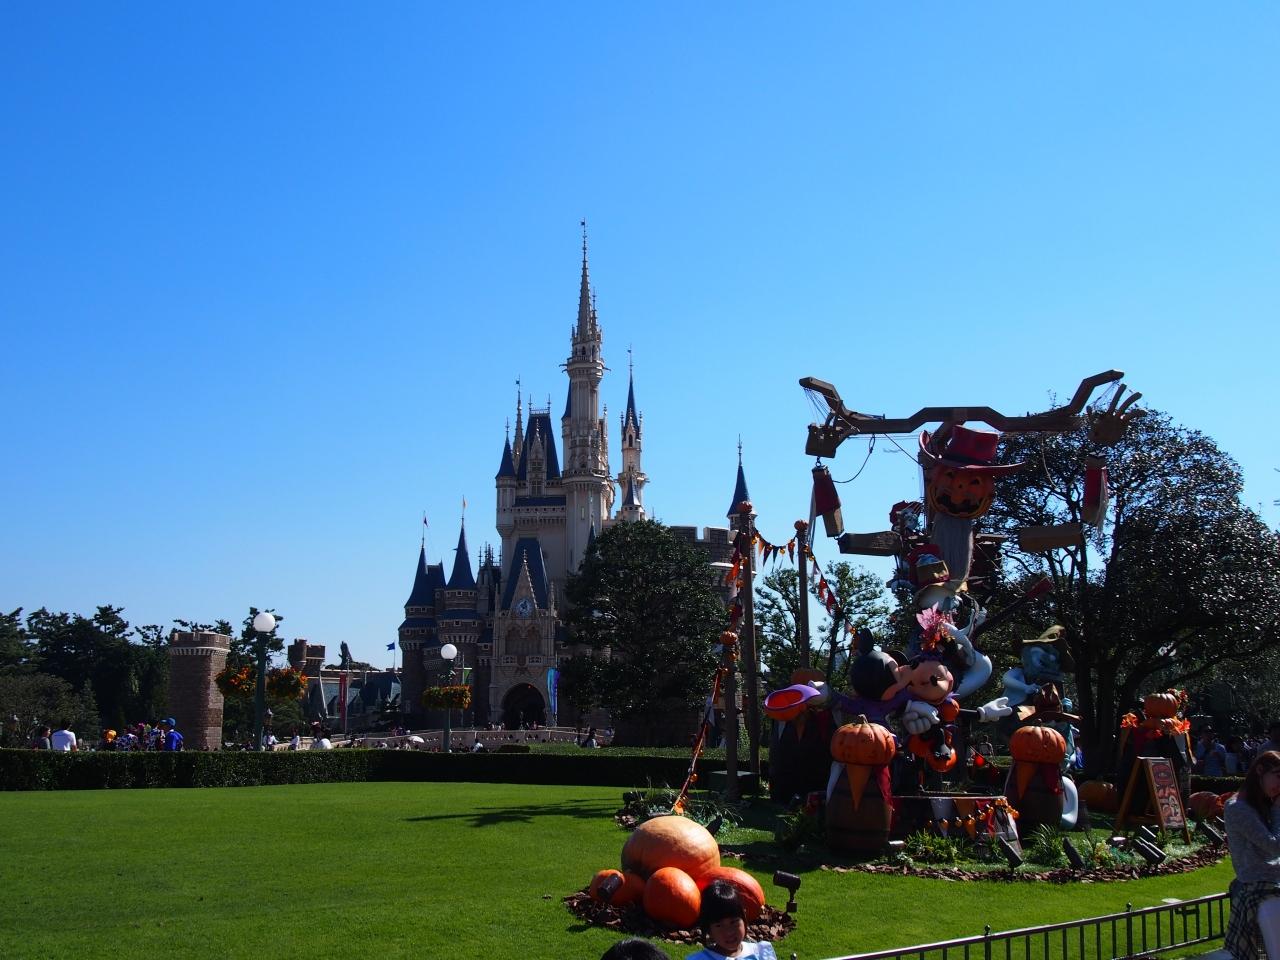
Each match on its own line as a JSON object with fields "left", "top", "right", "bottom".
{"left": 0, "top": 748, "right": 725, "bottom": 792}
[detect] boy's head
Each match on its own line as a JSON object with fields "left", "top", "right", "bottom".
{"left": 599, "top": 938, "right": 671, "bottom": 960}
{"left": 700, "top": 879, "right": 747, "bottom": 954}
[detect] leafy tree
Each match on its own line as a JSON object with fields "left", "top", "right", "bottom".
{"left": 0, "top": 673, "right": 99, "bottom": 744}
{"left": 755, "top": 562, "right": 891, "bottom": 690}
{"left": 984, "top": 410, "right": 1280, "bottom": 775}
{"left": 562, "top": 520, "right": 724, "bottom": 744}
{"left": 0, "top": 608, "right": 32, "bottom": 675}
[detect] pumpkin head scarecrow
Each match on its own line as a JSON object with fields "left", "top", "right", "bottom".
{"left": 919, "top": 425, "right": 1025, "bottom": 583}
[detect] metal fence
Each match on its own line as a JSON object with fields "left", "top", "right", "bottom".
{"left": 823, "top": 892, "right": 1229, "bottom": 960}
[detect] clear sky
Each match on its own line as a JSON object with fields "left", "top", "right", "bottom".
{"left": 3, "top": 4, "right": 1277, "bottom": 669}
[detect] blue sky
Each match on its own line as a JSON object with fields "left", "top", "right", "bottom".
{"left": 3, "top": 5, "right": 1277, "bottom": 668}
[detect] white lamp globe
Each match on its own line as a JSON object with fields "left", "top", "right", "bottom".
{"left": 252, "top": 612, "right": 277, "bottom": 634}
{"left": 440, "top": 643, "right": 458, "bottom": 662}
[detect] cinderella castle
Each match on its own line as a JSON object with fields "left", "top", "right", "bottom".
{"left": 397, "top": 231, "right": 749, "bottom": 729}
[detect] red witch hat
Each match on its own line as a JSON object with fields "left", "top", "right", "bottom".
{"left": 919, "top": 425, "right": 1025, "bottom": 475}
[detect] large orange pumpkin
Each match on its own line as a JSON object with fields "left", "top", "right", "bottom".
{"left": 621, "top": 816, "right": 721, "bottom": 882}
{"left": 831, "top": 715, "right": 897, "bottom": 766}
{"left": 1009, "top": 725, "right": 1067, "bottom": 765}
{"left": 695, "top": 866, "right": 765, "bottom": 922}
{"left": 643, "top": 866, "right": 702, "bottom": 928}
{"left": 1143, "top": 690, "right": 1181, "bottom": 719}
{"left": 589, "top": 868, "right": 644, "bottom": 906}
{"left": 1079, "top": 780, "right": 1119, "bottom": 813}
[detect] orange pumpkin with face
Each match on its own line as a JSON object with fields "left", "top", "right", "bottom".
{"left": 831, "top": 716, "right": 897, "bottom": 766}
{"left": 1143, "top": 690, "right": 1181, "bottom": 719}
{"left": 926, "top": 466, "right": 996, "bottom": 519}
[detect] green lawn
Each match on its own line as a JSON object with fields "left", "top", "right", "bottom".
{"left": 0, "top": 782, "right": 1234, "bottom": 960}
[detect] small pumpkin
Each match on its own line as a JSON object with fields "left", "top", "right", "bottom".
{"left": 831, "top": 715, "right": 896, "bottom": 766}
{"left": 696, "top": 866, "right": 765, "bottom": 922}
{"left": 1009, "top": 724, "right": 1067, "bottom": 765}
{"left": 1144, "top": 690, "right": 1181, "bottom": 719}
{"left": 621, "top": 815, "right": 720, "bottom": 882}
{"left": 589, "top": 868, "right": 643, "bottom": 906}
{"left": 1219, "top": 791, "right": 1237, "bottom": 811}
{"left": 643, "top": 866, "right": 702, "bottom": 928}
{"left": 1079, "top": 780, "right": 1119, "bottom": 813}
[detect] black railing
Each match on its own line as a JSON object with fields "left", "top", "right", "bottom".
{"left": 822, "top": 892, "right": 1229, "bottom": 960}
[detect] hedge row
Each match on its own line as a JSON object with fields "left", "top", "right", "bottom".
{"left": 0, "top": 748, "right": 725, "bottom": 792}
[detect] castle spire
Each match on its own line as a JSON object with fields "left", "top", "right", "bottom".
{"left": 623, "top": 347, "right": 640, "bottom": 437}
{"left": 447, "top": 520, "right": 476, "bottom": 590}
{"left": 728, "top": 441, "right": 752, "bottom": 519}
{"left": 576, "top": 219, "right": 593, "bottom": 338}
{"left": 512, "top": 377, "right": 524, "bottom": 470}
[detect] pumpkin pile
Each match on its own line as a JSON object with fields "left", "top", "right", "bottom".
{"left": 587, "top": 815, "right": 765, "bottom": 929}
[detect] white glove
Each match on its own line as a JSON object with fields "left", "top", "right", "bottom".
{"left": 902, "top": 700, "right": 940, "bottom": 735}
{"left": 975, "top": 696, "right": 1012, "bottom": 722}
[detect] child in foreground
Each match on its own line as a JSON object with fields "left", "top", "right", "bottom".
{"left": 685, "top": 880, "right": 777, "bottom": 960}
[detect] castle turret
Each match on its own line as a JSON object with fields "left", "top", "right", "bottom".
{"left": 728, "top": 444, "right": 755, "bottom": 531}
{"left": 616, "top": 356, "right": 647, "bottom": 521}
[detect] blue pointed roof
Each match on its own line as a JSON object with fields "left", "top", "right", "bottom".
{"left": 727, "top": 462, "right": 751, "bottom": 518}
{"left": 515, "top": 413, "right": 561, "bottom": 481}
{"left": 405, "top": 546, "right": 435, "bottom": 607}
{"left": 496, "top": 437, "right": 515, "bottom": 478}
{"left": 587, "top": 523, "right": 597, "bottom": 550}
{"left": 623, "top": 477, "right": 639, "bottom": 507}
{"left": 623, "top": 370, "right": 640, "bottom": 437}
{"left": 562, "top": 381, "right": 572, "bottom": 421}
{"left": 447, "top": 524, "right": 476, "bottom": 590}
{"left": 499, "top": 537, "right": 552, "bottom": 611}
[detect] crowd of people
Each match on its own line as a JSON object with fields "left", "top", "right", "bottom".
{"left": 1197, "top": 722, "right": 1280, "bottom": 777}
{"left": 25, "top": 718, "right": 184, "bottom": 752}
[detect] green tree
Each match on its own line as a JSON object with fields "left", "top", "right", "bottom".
{"left": 755, "top": 562, "right": 891, "bottom": 690}
{"left": 984, "top": 410, "right": 1280, "bottom": 775}
{"left": 563, "top": 520, "right": 724, "bottom": 744}
{"left": 0, "top": 608, "right": 32, "bottom": 675}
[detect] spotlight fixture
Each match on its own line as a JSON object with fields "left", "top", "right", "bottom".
{"left": 1132, "top": 838, "right": 1167, "bottom": 865}
{"left": 772, "top": 871, "right": 801, "bottom": 913}
{"left": 1137, "top": 826, "right": 1162, "bottom": 846}
{"left": 1197, "top": 819, "right": 1226, "bottom": 846}
{"left": 997, "top": 836, "right": 1024, "bottom": 868}
{"left": 1062, "top": 837, "right": 1087, "bottom": 870}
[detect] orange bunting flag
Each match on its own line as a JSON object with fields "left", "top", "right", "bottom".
{"left": 788, "top": 540, "right": 796, "bottom": 561}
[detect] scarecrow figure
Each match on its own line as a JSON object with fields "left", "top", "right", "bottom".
{"left": 919, "top": 425, "right": 1025, "bottom": 584}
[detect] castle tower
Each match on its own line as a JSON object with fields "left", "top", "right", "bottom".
{"left": 167, "top": 630, "right": 231, "bottom": 750}
{"left": 435, "top": 521, "right": 483, "bottom": 715}
{"left": 616, "top": 355, "right": 647, "bottom": 522}
{"left": 561, "top": 224, "right": 615, "bottom": 571}
{"left": 399, "top": 541, "right": 444, "bottom": 721}
{"left": 495, "top": 430, "right": 516, "bottom": 546}
{"left": 727, "top": 443, "right": 755, "bottom": 531}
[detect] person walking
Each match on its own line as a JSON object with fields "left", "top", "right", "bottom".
{"left": 1224, "top": 751, "right": 1280, "bottom": 960}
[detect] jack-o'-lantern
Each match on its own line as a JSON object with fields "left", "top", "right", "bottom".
{"left": 926, "top": 466, "right": 996, "bottom": 519}
{"left": 1010, "top": 724, "right": 1067, "bottom": 765}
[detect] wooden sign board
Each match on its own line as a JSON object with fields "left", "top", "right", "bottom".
{"left": 1116, "top": 756, "right": 1191, "bottom": 842}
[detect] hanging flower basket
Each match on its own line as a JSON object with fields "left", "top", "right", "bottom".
{"left": 422, "top": 685, "right": 471, "bottom": 710}
{"left": 215, "top": 665, "right": 255, "bottom": 700}
{"left": 266, "top": 667, "right": 307, "bottom": 701}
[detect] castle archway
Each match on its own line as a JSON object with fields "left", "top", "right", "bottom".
{"left": 501, "top": 683, "right": 545, "bottom": 729}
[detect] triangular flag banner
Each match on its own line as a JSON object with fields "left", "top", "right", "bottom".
{"left": 846, "top": 764, "right": 870, "bottom": 812}
{"left": 1014, "top": 761, "right": 1035, "bottom": 799}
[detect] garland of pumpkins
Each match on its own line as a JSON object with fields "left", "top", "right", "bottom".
{"left": 587, "top": 815, "right": 767, "bottom": 929}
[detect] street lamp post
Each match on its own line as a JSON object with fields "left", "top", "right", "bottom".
{"left": 440, "top": 642, "right": 457, "bottom": 753}
{"left": 252, "top": 611, "right": 276, "bottom": 752}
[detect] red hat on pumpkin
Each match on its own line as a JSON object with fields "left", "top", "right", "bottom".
{"left": 919, "top": 425, "right": 1025, "bottom": 475}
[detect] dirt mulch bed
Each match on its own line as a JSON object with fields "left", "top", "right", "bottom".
{"left": 821, "top": 844, "right": 1227, "bottom": 883}
{"left": 564, "top": 891, "right": 797, "bottom": 945}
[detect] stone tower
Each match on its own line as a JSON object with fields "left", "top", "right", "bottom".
{"left": 561, "top": 225, "right": 615, "bottom": 572}
{"left": 167, "top": 630, "right": 231, "bottom": 750}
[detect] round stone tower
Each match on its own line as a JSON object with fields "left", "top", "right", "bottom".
{"left": 167, "top": 631, "right": 231, "bottom": 750}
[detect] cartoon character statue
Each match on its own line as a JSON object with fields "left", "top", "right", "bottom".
{"left": 919, "top": 426, "right": 1025, "bottom": 584}
{"left": 1001, "top": 625, "right": 1079, "bottom": 759}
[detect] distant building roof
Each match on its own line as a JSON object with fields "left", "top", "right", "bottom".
{"left": 499, "top": 537, "right": 552, "bottom": 611}
{"left": 496, "top": 437, "right": 516, "bottom": 479}
{"left": 514, "top": 495, "right": 567, "bottom": 508}
{"left": 447, "top": 524, "right": 476, "bottom": 590}
{"left": 516, "top": 412, "right": 561, "bottom": 482}
{"left": 405, "top": 546, "right": 436, "bottom": 608}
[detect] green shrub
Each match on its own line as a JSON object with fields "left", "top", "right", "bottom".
{"left": 904, "top": 829, "right": 963, "bottom": 864}
{"left": 1025, "top": 825, "right": 1068, "bottom": 867}
{"left": 0, "top": 748, "right": 726, "bottom": 792}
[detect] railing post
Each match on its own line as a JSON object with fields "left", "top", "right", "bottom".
{"left": 1125, "top": 903, "right": 1134, "bottom": 959}
{"left": 983, "top": 925, "right": 992, "bottom": 960}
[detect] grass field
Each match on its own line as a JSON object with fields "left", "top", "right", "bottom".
{"left": 0, "top": 782, "right": 1234, "bottom": 960}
